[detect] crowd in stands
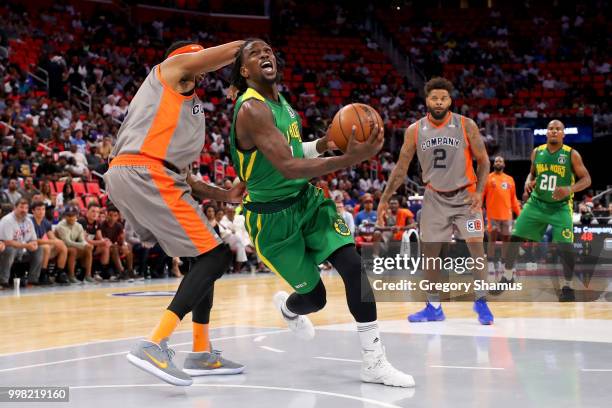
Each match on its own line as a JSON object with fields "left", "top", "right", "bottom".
{"left": 378, "top": 1, "right": 611, "bottom": 134}
{"left": 0, "top": 1, "right": 608, "bottom": 287}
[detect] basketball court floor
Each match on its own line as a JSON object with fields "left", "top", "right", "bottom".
{"left": 2, "top": 273, "right": 611, "bottom": 407}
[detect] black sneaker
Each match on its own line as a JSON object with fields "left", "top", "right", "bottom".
{"left": 56, "top": 272, "right": 70, "bottom": 285}
{"left": 488, "top": 276, "right": 515, "bottom": 296}
{"left": 559, "top": 286, "right": 575, "bottom": 302}
{"left": 38, "top": 274, "right": 53, "bottom": 286}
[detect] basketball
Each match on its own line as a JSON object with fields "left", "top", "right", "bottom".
{"left": 328, "top": 103, "right": 384, "bottom": 152}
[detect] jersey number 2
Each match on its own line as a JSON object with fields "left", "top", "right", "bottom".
{"left": 433, "top": 148, "right": 446, "bottom": 169}
{"left": 539, "top": 174, "right": 557, "bottom": 191}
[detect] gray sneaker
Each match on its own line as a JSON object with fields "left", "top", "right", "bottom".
{"left": 68, "top": 276, "right": 78, "bottom": 284}
{"left": 126, "top": 338, "right": 193, "bottom": 386}
{"left": 183, "top": 346, "right": 245, "bottom": 376}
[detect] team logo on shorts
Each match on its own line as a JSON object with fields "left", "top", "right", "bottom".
{"left": 334, "top": 218, "right": 351, "bottom": 236}
{"left": 558, "top": 155, "right": 567, "bottom": 164}
{"left": 466, "top": 218, "right": 483, "bottom": 233}
{"left": 562, "top": 228, "right": 573, "bottom": 240}
{"left": 192, "top": 104, "right": 205, "bottom": 115}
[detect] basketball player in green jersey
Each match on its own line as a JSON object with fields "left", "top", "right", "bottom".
{"left": 501, "top": 120, "right": 591, "bottom": 301}
{"left": 227, "top": 38, "right": 414, "bottom": 387}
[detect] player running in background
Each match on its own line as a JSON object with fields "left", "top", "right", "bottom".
{"left": 378, "top": 77, "right": 494, "bottom": 325}
{"left": 228, "top": 38, "right": 414, "bottom": 387}
{"left": 500, "top": 120, "right": 591, "bottom": 301}
{"left": 105, "top": 40, "right": 246, "bottom": 386}
{"left": 482, "top": 156, "right": 521, "bottom": 276}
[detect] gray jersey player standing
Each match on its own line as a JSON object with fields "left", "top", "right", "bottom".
{"left": 378, "top": 77, "right": 494, "bottom": 325}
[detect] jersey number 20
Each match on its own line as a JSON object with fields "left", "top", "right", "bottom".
{"left": 539, "top": 174, "right": 557, "bottom": 191}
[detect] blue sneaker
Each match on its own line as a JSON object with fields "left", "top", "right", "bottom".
{"left": 474, "top": 298, "right": 494, "bottom": 325}
{"left": 407, "top": 302, "right": 445, "bottom": 322}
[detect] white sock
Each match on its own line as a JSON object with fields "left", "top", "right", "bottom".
{"left": 488, "top": 262, "right": 495, "bottom": 274}
{"left": 429, "top": 301, "right": 441, "bottom": 309}
{"left": 503, "top": 267, "right": 514, "bottom": 280}
{"left": 357, "top": 321, "right": 383, "bottom": 354}
{"left": 564, "top": 280, "right": 573, "bottom": 289}
{"left": 280, "top": 301, "right": 298, "bottom": 319}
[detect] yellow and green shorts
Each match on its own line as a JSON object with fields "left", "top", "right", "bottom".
{"left": 244, "top": 184, "right": 354, "bottom": 294}
{"left": 512, "top": 197, "right": 574, "bottom": 243}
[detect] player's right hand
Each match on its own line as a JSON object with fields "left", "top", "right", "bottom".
{"left": 345, "top": 123, "right": 384, "bottom": 163}
{"left": 376, "top": 200, "right": 388, "bottom": 228}
{"left": 524, "top": 179, "right": 536, "bottom": 195}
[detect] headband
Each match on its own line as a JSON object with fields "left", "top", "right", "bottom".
{"left": 167, "top": 44, "right": 204, "bottom": 59}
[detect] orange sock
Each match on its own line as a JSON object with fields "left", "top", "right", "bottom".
{"left": 192, "top": 322, "right": 210, "bottom": 352}
{"left": 149, "top": 310, "right": 180, "bottom": 344}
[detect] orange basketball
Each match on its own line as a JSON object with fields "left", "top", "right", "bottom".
{"left": 328, "top": 103, "right": 384, "bottom": 152}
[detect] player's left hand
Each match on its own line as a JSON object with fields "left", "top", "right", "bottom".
{"left": 227, "top": 182, "right": 247, "bottom": 203}
{"left": 319, "top": 128, "right": 338, "bottom": 152}
{"left": 466, "top": 191, "right": 482, "bottom": 212}
{"left": 552, "top": 186, "right": 571, "bottom": 200}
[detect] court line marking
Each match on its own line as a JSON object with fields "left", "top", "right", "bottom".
{"left": 315, "top": 356, "right": 361, "bottom": 363}
{"left": 430, "top": 365, "right": 505, "bottom": 370}
{"left": 0, "top": 329, "right": 289, "bottom": 373}
{"left": 69, "top": 384, "right": 403, "bottom": 408}
{"left": 260, "top": 346, "right": 285, "bottom": 353}
{"left": 581, "top": 368, "right": 612, "bottom": 372}
{"left": 0, "top": 326, "right": 283, "bottom": 357}
{"left": 253, "top": 335, "right": 266, "bottom": 342}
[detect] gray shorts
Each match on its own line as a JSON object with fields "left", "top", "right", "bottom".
{"left": 419, "top": 188, "right": 484, "bottom": 242}
{"left": 488, "top": 219, "right": 513, "bottom": 235}
{"left": 104, "top": 163, "right": 221, "bottom": 258}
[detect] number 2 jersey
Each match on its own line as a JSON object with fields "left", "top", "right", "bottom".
{"left": 531, "top": 144, "right": 574, "bottom": 207}
{"left": 415, "top": 112, "right": 477, "bottom": 192}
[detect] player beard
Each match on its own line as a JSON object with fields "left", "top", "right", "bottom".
{"left": 428, "top": 107, "right": 449, "bottom": 120}
{"left": 493, "top": 165, "right": 504, "bottom": 172}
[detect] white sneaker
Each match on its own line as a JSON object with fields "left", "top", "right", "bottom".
{"left": 272, "top": 291, "right": 315, "bottom": 340}
{"left": 361, "top": 348, "right": 415, "bottom": 388}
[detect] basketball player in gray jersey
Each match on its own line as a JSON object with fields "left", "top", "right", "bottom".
{"left": 378, "top": 77, "right": 494, "bottom": 324}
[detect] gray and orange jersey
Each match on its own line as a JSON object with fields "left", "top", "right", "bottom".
{"left": 110, "top": 65, "right": 206, "bottom": 171}
{"left": 414, "top": 112, "right": 477, "bottom": 192}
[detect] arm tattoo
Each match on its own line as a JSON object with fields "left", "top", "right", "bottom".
{"left": 466, "top": 120, "right": 489, "bottom": 193}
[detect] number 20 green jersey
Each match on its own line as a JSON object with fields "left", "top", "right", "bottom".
{"left": 531, "top": 144, "right": 574, "bottom": 206}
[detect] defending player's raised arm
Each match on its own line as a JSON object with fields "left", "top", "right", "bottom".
{"left": 236, "top": 99, "right": 382, "bottom": 180}
{"left": 464, "top": 118, "right": 490, "bottom": 194}
{"left": 162, "top": 40, "right": 244, "bottom": 77}
{"left": 377, "top": 124, "right": 417, "bottom": 226}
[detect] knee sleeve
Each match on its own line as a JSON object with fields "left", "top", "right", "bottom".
{"left": 167, "top": 244, "right": 231, "bottom": 320}
{"left": 328, "top": 244, "right": 377, "bottom": 323}
{"left": 286, "top": 279, "right": 327, "bottom": 315}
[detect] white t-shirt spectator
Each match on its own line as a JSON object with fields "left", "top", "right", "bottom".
{"left": 0, "top": 212, "right": 37, "bottom": 243}
{"left": 4, "top": 190, "right": 22, "bottom": 206}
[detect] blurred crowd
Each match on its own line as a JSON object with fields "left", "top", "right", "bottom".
{"left": 0, "top": 1, "right": 608, "bottom": 287}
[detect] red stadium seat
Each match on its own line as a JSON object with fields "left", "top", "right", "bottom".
{"left": 73, "top": 181, "right": 86, "bottom": 196}
{"left": 86, "top": 182, "right": 101, "bottom": 195}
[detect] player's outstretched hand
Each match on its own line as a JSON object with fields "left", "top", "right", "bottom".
{"left": 226, "top": 181, "right": 247, "bottom": 203}
{"left": 345, "top": 124, "right": 384, "bottom": 164}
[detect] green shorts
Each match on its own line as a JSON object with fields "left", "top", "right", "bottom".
{"left": 512, "top": 197, "right": 574, "bottom": 243}
{"left": 243, "top": 184, "right": 354, "bottom": 294}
